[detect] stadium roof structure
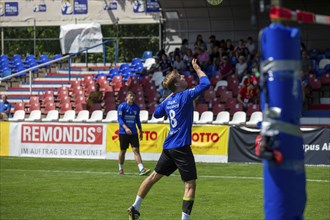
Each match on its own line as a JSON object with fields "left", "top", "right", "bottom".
{"left": 157, "top": 0, "right": 330, "bottom": 51}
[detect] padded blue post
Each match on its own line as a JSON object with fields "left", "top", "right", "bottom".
{"left": 260, "top": 23, "right": 306, "bottom": 220}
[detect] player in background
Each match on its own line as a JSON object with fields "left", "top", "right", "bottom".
{"left": 128, "top": 59, "right": 210, "bottom": 220}
{"left": 117, "top": 91, "right": 150, "bottom": 176}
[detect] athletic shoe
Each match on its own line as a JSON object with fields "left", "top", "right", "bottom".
{"left": 119, "top": 169, "right": 124, "bottom": 175}
{"left": 128, "top": 205, "right": 140, "bottom": 220}
{"left": 139, "top": 168, "right": 151, "bottom": 176}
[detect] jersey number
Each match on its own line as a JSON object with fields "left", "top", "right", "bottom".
{"left": 169, "top": 110, "right": 177, "bottom": 128}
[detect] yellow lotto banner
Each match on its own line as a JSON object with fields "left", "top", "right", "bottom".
{"left": 191, "top": 125, "right": 229, "bottom": 155}
{"left": 106, "top": 123, "right": 168, "bottom": 153}
{"left": 0, "top": 122, "right": 10, "bottom": 156}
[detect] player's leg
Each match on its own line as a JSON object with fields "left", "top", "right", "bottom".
{"left": 118, "top": 134, "right": 129, "bottom": 174}
{"left": 128, "top": 149, "right": 177, "bottom": 219}
{"left": 171, "top": 145, "right": 197, "bottom": 220}
{"left": 182, "top": 180, "right": 196, "bottom": 220}
{"left": 131, "top": 134, "right": 150, "bottom": 175}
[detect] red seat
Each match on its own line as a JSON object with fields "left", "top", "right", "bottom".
{"left": 59, "top": 103, "right": 72, "bottom": 114}
{"left": 212, "top": 103, "right": 225, "bottom": 114}
{"left": 57, "top": 90, "right": 69, "bottom": 101}
{"left": 195, "top": 103, "right": 208, "bottom": 114}
{"left": 57, "top": 96, "right": 71, "bottom": 107}
{"left": 220, "top": 91, "right": 233, "bottom": 103}
{"left": 225, "top": 98, "right": 236, "bottom": 110}
{"left": 104, "top": 101, "right": 117, "bottom": 114}
{"left": 74, "top": 103, "right": 87, "bottom": 113}
{"left": 229, "top": 103, "right": 243, "bottom": 116}
{"left": 75, "top": 95, "right": 86, "bottom": 105}
{"left": 203, "top": 88, "right": 216, "bottom": 103}
{"left": 104, "top": 91, "right": 116, "bottom": 102}
{"left": 210, "top": 74, "right": 221, "bottom": 87}
{"left": 111, "top": 76, "right": 123, "bottom": 92}
{"left": 27, "top": 103, "right": 40, "bottom": 113}
{"left": 82, "top": 75, "right": 94, "bottom": 87}
{"left": 42, "top": 96, "right": 55, "bottom": 107}
{"left": 247, "top": 104, "right": 260, "bottom": 117}
{"left": 13, "top": 102, "right": 25, "bottom": 113}
{"left": 308, "top": 78, "right": 322, "bottom": 90}
{"left": 227, "top": 79, "right": 240, "bottom": 92}
{"left": 42, "top": 90, "right": 54, "bottom": 99}
{"left": 43, "top": 102, "right": 56, "bottom": 114}
{"left": 89, "top": 103, "right": 103, "bottom": 113}
{"left": 320, "top": 73, "right": 330, "bottom": 85}
{"left": 215, "top": 86, "right": 228, "bottom": 97}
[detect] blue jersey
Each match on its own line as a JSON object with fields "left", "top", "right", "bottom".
{"left": 117, "top": 102, "right": 142, "bottom": 135}
{"left": 0, "top": 101, "right": 12, "bottom": 117}
{"left": 154, "top": 76, "right": 210, "bottom": 149}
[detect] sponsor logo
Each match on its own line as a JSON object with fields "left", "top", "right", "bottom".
{"left": 112, "top": 130, "right": 158, "bottom": 141}
{"left": 192, "top": 132, "right": 220, "bottom": 143}
{"left": 21, "top": 124, "right": 103, "bottom": 144}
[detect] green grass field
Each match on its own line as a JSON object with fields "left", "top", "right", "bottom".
{"left": 0, "top": 157, "right": 329, "bottom": 220}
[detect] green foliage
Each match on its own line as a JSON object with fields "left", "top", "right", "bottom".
{"left": 0, "top": 157, "right": 329, "bottom": 220}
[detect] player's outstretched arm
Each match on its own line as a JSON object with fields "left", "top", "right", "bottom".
{"left": 192, "top": 58, "right": 207, "bottom": 79}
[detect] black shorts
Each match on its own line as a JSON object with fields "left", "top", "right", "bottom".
{"left": 155, "top": 145, "right": 197, "bottom": 182}
{"left": 119, "top": 134, "right": 139, "bottom": 150}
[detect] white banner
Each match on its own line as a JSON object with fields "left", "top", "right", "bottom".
{"left": 0, "top": 0, "right": 160, "bottom": 27}
{"left": 60, "top": 23, "right": 103, "bottom": 54}
{"left": 9, "top": 122, "right": 107, "bottom": 159}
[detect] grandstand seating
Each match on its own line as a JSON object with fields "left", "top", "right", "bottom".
{"left": 228, "top": 111, "right": 247, "bottom": 125}
{"left": 59, "top": 110, "right": 76, "bottom": 122}
{"left": 25, "top": 110, "right": 41, "bottom": 122}
{"left": 1, "top": 45, "right": 328, "bottom": 126}
{"left": 73, "top": 110, "right": 89, "bottom": 122}
{"left": 9, "top": 110, "right": 25, "bottom": 122}
{"left": 212, "top": 111, "right": 230, "bottom": 125}
{"left": 196, "top": 111, "right": 214, "bottom": 124}
{"left": 42, "top": 110, "right": 59, "bottom": 122}
{"left": 193, "top": 111, "right": 200, "bottom": 123}
{"left": 102, "top": 110, "right": 118, "bottom": 123}
{"left": 86, "top": 110, "right": 103, "bottom": 122}
{"left": 148, "top": 114, "right": 164, "bottom": 123}
{"left": 245, "top": 111, "right": 263, "bottom": 128}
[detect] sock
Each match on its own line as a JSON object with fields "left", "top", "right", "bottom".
{"left": 133, "top": 195, "right": 143, "bottom": 211}
{"left": 182, "top": 212, "right": 190, "bottom": 220}
{"left": 182, "top": 197, "right": 194, "bottom": 216}
{"left": 118, "top": 164, "right": 123, "bottom": 171}
{"left": 138, "top": 163, "right": 144, "bottom": 172}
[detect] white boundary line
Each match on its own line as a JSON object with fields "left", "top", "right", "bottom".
{"left": 2, "top": 168, "right": 329, "bottom": 183}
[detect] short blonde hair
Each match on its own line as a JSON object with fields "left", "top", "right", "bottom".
{"left": 162, "top": 70, "right": 180, "bottom": 92}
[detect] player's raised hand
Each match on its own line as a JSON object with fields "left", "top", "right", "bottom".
{"left": 192, "top": 58, "right": 201, "bottom": 71}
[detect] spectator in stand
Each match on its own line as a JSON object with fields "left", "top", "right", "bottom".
{"left": 225, "top": 39, "right": 235, "bottom": 53}
{"left": 234, "top": 39, "right": 247, "bottom": 58}
{"left": 219, "top": 55, "right": 233, "bottom": 80}
{"left": 159, "top": 53, "right": 172, "bottom": 75}
{"left": 0, "top": 95, "right": 12, "bottom": 120}
{"left": 237, "top": 82, "right": 259, "bottom": 111}
{"left": 194, "top": 47, "right": 209, "bottom": 69}
{"left": 241, "top": 71, "right": 258, "bottom": 87}
{"left": 86, "top": 83, "right": 103, "bottom": 112}
{"left": 172, "top": 54, "right": 186, "bottom": 73}
{"left": 183, "top": 49, "right": 194, "bottom": 70}
{"left": 209, "top": 43, "right": 220, "bottom": 66}
{"left": 301, "top": 50, "right": 313, "bottom": 74}
{"left": 194, "top": 34, "right": 207, "bottom": 52}
{"left": 180, "top": 39, "right": 190, "bottom": 57}
{"left": 235, "top": 55, "right": 248, "bottom": 82}
{"left": 246, "top": 37, "right": 256, "bottom": 55}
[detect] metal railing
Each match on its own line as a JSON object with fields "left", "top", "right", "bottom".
{"left": 0, "top": 40, "right": 118, "bottom": 94}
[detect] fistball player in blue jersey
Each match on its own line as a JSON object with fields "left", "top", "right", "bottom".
{"left": 117, "top": 91, "right": 150, "bottom": 176}
{"left": 128, "top": 59, "right": 210, "bottom": 220}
